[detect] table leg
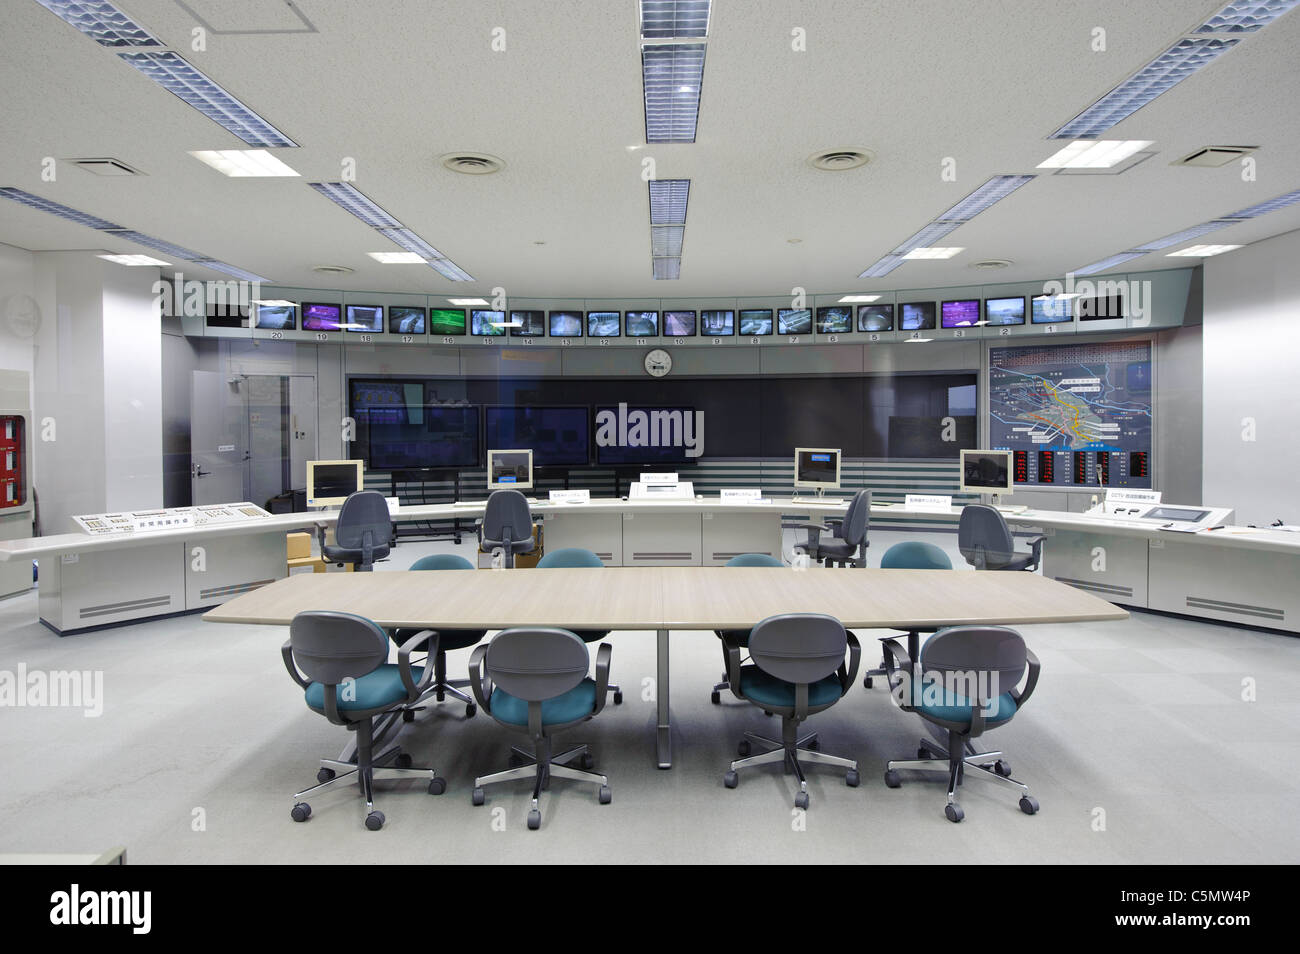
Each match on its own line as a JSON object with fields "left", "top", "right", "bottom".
{"left": 656, "top": 627, "right": 671, "bottom": 769}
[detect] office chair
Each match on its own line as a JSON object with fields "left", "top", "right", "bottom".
{"left": 793, "top": 489, "right": 870, "bottom": 567}
{"left": 535, "top": 547, "right": 622, "bottom": 704}
{"left": 862, "top": 540, "right": 953, "bottom": 689}
{"left": 282, "top": 611, "right": 443, "bottom": 831}
{"left": 480, "top": 489, "right": 535, "bottom": 568}
{"left": 880, "top": 625, "right": 1041, "bottom": 822}
{"left": 958, "top": 504, "right": 1044, "bottom": 571}
{"left": 391, "top": 554, "right": 485, "bottom": 720}
{"left": 709, "top": 553, "right": 785, "bottom": 705}
{"left": 317, "top": 490, "right": 392, "bottom": 572}
{"left": 468, "top": 627, "right": 613, "bottom": 830}
{"left": 721, "top": 613, "right": 861, "bottom": 809}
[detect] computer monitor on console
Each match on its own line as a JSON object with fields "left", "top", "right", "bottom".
{"left": 306, "top": 459, "right": 365, "bottom": 508}
{"left": 487, "top": 449, "right": 533, "bottom": 491}
{"left": 793, "top": 448, "right": 841, "bottom": 496}
{"left": 959, "top": 449, "right": 1014, "bottom": 496}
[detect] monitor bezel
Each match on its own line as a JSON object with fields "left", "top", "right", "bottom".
{"left": 387, "top": 305, "right": 428, "bottom": 336}
{"left": 623, "top": 310, "right": 660, "bottom": 337}
{"left": 427, "top": 307, "right": 468, "bottom": 336}
{"left": 814, "top": 306, "right": 853, "bottom": 335}
{"left": 306, "top": 458, "right": 364, "bottom": 508}
{"left": 344, "top": 304, "right": 385, "bottom": 334}
{"left": 486, "top": 448, "right": 534, "bottom": 491}
{"left": 547, "top": 310, "right": 584, "bottom": 338}
{"left": 793, "top": 446, "right": 842, "bottom": 490}
{"left": 857, "top": 303, "right": 895, "bottom": 332}
{"left": 959, "top": 448, "right": 1015, "bottom": 495}
{"left": 899, "top": 301, "right": 937, "bottom": 331}
{"left": 586, "top": 311, "right": 622, "bottom": 337}
{"left": 252, "top": 302, "right": 297, "bottom": 331}
{"left": 470, "top": 309, "right": 507, "bottom": 336}
{"left": 509, "top": 310, "right": 546, "bottom": 338}
{"left": 940, "top": 298, "right": 981, "bottom": 329}
{"left": 983, "top": 296, "right": 1027, "bottom": 326}
{"left": 1030, "top": 295, "right": 1074, "bottom": 324}
{"left": 777, "top": 308, "right": 814, "bottom": 335}
{"left": 663, "top": 310, "right": 698, "bottom": 337}
{"left": 738, "top": 308, "right": 774, "bottom": 336}
{"left": 301, "top": 302, "right": 343, "bottom": 332}
{"left": 700, "top": 309, "right": 736, "bottom": 336}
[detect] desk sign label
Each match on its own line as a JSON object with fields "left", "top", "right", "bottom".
{"left": 905, "top": 494, "right": 952, "bottom": 512}
{"left": 641, "top": 472, "right": 679, "bottom": 485}
{"left": 548, "top": 489, "right": 590, "bottom": 504}
{"left": 1107, "top": 489, "right": 1161, "bottom": 505}
{"left": 720, "top": 488, "right": 762, "bottom": 502}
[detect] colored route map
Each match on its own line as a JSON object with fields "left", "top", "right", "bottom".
{"left": 989, "top": 341, "right": 1152, "bottom": 488}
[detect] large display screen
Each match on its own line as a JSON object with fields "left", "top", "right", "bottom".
{"left": 360, "top": 404, "right": 480, "bottom": 470}
{"left": 485, "top": 406, "right": 589, "bottom": 467}
{"left": 594, "top": 405, "right": 695, "bottom": 465}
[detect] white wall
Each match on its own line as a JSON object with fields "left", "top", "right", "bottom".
{"left": 101, "top": 263, "right": 163, "bottom": 511}
{"left": 1203, "top": 228, "right": 1300, "bottom": 525}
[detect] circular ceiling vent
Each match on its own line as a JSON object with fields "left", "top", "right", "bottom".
{"left": 807, "top": 149, "right": 873, "bottom": 171}
{"left": 970, "top": 259, "right": 1012, "bottom": 270}
{"left": 441, "top": 152, "right": 505, "bottom": 175}
{"left": 312, "top": 264, "right": 354, "bottom": 274}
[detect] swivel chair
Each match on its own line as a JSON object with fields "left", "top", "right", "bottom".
{"left": 721, "top": 613, "right": 861, "bottom": 809}
{"left": 708, "top": 553, "right": 784, "bottom": 705}
{"left": 534, "top": 547, "right": 622, "bottom": 704}
{"left": 958, "top": 504, "right": 1044, "bottom": 571}
{"left": 480, "top": 489, "right": 534, "bottom": 568}
{"left": 793, "top": 489, "right": 870, "bottom": 567}
{"left": 862, "top": 540, "right": 953, "bottom": 689}
{"left": 880, "top": 624, "right": 1041, "bottom": 822}
{"left": 282, "top": 611, "right": 443, "bottom": 831}
{"left": 318, "top": 490, "right": 392, "bottom": 571}
{"left": 468, "top": 628, "right": 613, "bottom": 830}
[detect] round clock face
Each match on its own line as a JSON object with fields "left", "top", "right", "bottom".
{"left": 644, "top": 348, "right": 672, "bottom": 377}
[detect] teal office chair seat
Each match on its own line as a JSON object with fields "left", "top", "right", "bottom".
{"left": 736, "top": 667, "right": 843, "bottom": 709}
{"left": 305, "top": 663, "right": 426, "bottom": 712}
{"left": 862, "top": 540, "right": 954, "bottom": 689}
{"left": 489, "top": 679, "right": 599, "bottom": 727}
{"left": 535, "top": 547, "right": 621, "bottom": 704}
{"left": 710, "top": 553, "right": 784, "bottom": 705}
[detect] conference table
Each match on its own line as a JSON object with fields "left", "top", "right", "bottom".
{"left": 204, "top": 565, "right": 1127, "bottom": 768}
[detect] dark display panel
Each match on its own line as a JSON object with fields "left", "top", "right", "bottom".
{"left": 485, "top": 406, "right": 590, "bottom": 466}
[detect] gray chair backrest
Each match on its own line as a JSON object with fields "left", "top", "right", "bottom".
{"left": 958, "top": 504, "right": 1015, "bottom": 566}
{"left": 748, "top": 613, "right": 847, "bottom": 685}
{"left": 289, "top": 611, "right": 389, "bottom": 685}
{"left": 334, "top": 491, "right": 392, "bottom": 549}
{"left": 483, "top": 490, "right": 533, "bottom": 545}
{"left": 485, "top": 628, "right": 589, "bottom": 701}
{"left": 841, "top": 489, "right": 870, "bottom": 545}
{"left": 921, "top": 626, "right": 1026, "bottom": 703}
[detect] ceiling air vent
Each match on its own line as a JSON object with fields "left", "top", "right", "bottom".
{"left": 71, "top": 158, "right": 143, "bottom": 176}
{"left": 1175, "top": 146, "right": 1257, "bottom": 167}
{"left": 441, "top": 153, "right": 505, "bottom": 175}
{"left": 970, "top": 259, "right": 1012, "bottom": 270}
{"left": 808, "top": 149, "right": 873, "bottom": 171}
{"left": 312, "top": 264, "right": 354, "bottom": 275}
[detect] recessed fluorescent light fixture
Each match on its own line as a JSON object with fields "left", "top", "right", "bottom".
{"left": 376, "top": 227, "right": 444, "bottom": 260}
{"left": 193, "top": 261, "right": 271, "bottom": 283}
{"left": 653, "top": 257, "right": 681, "bottom": 279}
{"left": 448, "top": 298, "right": 489, "bottom": 306}
{"left": 97, "top": 253, "right": 168, "bottom": 266}
{"left": 118, "top": 52, "right": 296, "bottom": 148}
{"left": 1132, "top": 220, "right": 1235, "bottom": 251}
{"left": 642, "top": 43, "right": 706, "bottom": 143}
{"left": 1222, "top": 188, "right": 1300, "bottom": 219}
{"left": 936, "top": 175, "right": 1036, "bottom": 222}
{"left": 651, "top": 226, "right": 685, "bottom": 257}
{"left": 891, "top": 222, "right": 959, "bottom": 255}
{"left": 1073, "top": 252, "right": 1146, "bottom": 276}
{"left": 648, "top": 179, "right": 690, "bottom": 224}
{"left": 104, "top": 230, "right": 206, "bottom": 260}
{"left": 307, "top": 182, "right": 400, "bottom": 227}
{"left": 428, "top": 259, "right": 475, "bottom": 282}
{"left": 367, "top": 252, "right": 426, "bottom": 264}
{"left": 35, "top": 0, "right": 160, "bottom": 46}
{"left": 1038, "top": 140, "right": 1154, "bottom": 169}
{"left": 858, "top": 255, "right": 906, "bottom": 278}
{"left": 1196, "top": 0, "right": 1300, "bottom": 33}
{"left": 902, "top": 247, "right": 964, "bottom": 260}
{"left": 189, "top": 149, "right": 299, "bottom": 177}
{"left": 903, "top": 338, "right": 933, "bottom": 343}
{"left": 640, "top": 0, "right": 712, "bottom": 38}
{"left": 0, "top": 186, "right": 124, "bottom": 229}
{"left": 252, "top": 299, "right": 296, "bottom": 307}
{"left": 1167, "top": 244, "right": 1242, "bottom": 256}
{"left": 1051, "top": 38, "right": 1238, "bottom": 138}
{"left": 838, "top": 295, "right": 881, "bottom": 302}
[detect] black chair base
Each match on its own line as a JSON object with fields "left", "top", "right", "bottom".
{"left": 471, "top": 739, "right": 611, "bottom": 830}
{"left": 884, "top": 735, "right": 1038, "bottom": 823}
{"left": 724, "top": 724, "right": 859, "bottom": 809}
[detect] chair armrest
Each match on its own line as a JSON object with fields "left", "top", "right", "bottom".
{"left": 467, "top": 644, "right": 491, "bottom": 714}
{"left": 314, "top": 522, "right": 328, "bottom": 558}
{"left": 398, "top": 630, "right": 439, "bottom": 699}
{"left": 878, "top": 637, "right": 914, "bottom": 706}
{"left": 1011, "top": 647, "right": 1041, "bottom": 707}
{"left": 878, "top": 636, "right": 912, "bottom": 675}
{"left": 723, "top": 631, "right": 744, "bottom": 698}
{"left": 281, "top": 639, "right": 310, "bottom": 690}
{"left": 1026, "top": 536, "right": 1046, "bottom": 570}
{"left": 839, "top": 630, "right": 862, "bottom": 693}
{"left": 592, "top": 643, "right": 612, "bottom": 716}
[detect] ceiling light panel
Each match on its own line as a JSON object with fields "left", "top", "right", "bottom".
{"left": 102, "top": 230, "right": 206, "bottom": 260}
{"left": 1038, "top": 140, "right": 1154, "bottom": 169}
{"left": 642, "top": 43, "right": 706, "bottom": 143}
{"left": 858, "top": 256, "right": 906, "bottom": 278}
{"left": 0, "top": 186, "right": 123, "bottom": 229}
{"left": 35, "top": 0, "right": 160, "bottom": 46}
{"left": 639, "top": 0, "right": 711, "bottom": 38}
{"left": 1222, "top": 188, "right": 1300, "bottom": 219}
{"left": 193, "top": 260, "right": 270, "bottom": 283}
{"left": 648, "top": 179, "right": 690, "bottom": 224}
{"left": 118, "top": 52, "right": 296, "bottom": 148}
{"left": 428, "top": 259, "right": 475, "bottom": 282}
{"left": 651, "top": 226, "right": 685, "bottom": 257}
{"left": 1195, "top": 1, "right": 1300, "bottom": 33}
{"left": 1167, "top": 244, "right": 1243, "bottom": 256}
{"left": 902, "top": 247, "right": 964, "bottom": 260}
{"left": 189, "top": 149, "right": 299, "bottom": 177}
{"left": 838, "top": 295, "right": 880, "bottom": 302}
{"left": 936, "top": 175, "right": 1036, "bottom": 222}
{"left": 1132, "top": 220, "right": 1235, "bottom": 251}
{"left": 98, "top": 253, "right": 168, "bottom": 266}
{"left": 307, "top": 182, "right": 401, "bottom": 227}
{"left": 377, "top": 227, "right": 445, "bottom": 260}
{"left": 1074, "top": 252, "right": 1146, "bottom": 275}
{"left": 367, "top": 252, "right": 426, "bottom": 263}
{"left": 448, "top": 298, "right": 488, "bottom": 306}
{"left": 653, "top": 257, "right": 681, "bottom": 280}
{"left": 891, "top": 222, "right": 959, "bottom": 254}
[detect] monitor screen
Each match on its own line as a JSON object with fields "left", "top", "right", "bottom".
{"left": 625, "top": 311, "right": 659, "bottom": 337}
{"left": 471, "top": 310, "right": 506, "bottom": 336}
{"left": 664, "top": 310, "right": 697, "bottom": 336}
{"left": 302, "top": 302, "right": 342, "bottom": 332}
{"left": 960, "top": 449, "right": 1013, "bottom": 493}
{"left": 1146, "top": 506, "right": 1211, "bottom": 523}
{"left": 985, "top": 296, "right": 1026, "bottom": 326}
{"left": 306, "top": 459, "right": 363, "bottom": 507}
{"left": 388, "top": 306, "right": 426, "bottom": 335}
{"left": 794, "top": 448, "right": 841, "bottom": 488}
{"left": 549, "top": 311, "right": 583, "bottom": 337}
{"left": 253, "top": 303, "right": 296, "bottom": 330}
{"left": 1077, "top": 294, "right": 1124, "bottom": 321}
{"left": 778, "top": 308, "right": 812, "bottom": 335}
{"left": 815, "top": 306, "right": 852, "bottom": 334}
{"left": 345, "top": 304, "right": 383, "bottom": 333}
{"left": 941, "top": 299, "right": 980, "bottom": 328}
{"left": 701, "top": 310, "right": 734, "bottom": 335}
{"left": 428, "top": 308, "right": 466, "bottom": 335}
{"left": 205, "top": 309, "right": 247, "bottom": 329}
{"left": 739, "top": 309, "right": 773, "bottom": 335}
{"left": 487, "top": 449, "right": 533, "bottom": 490}
{"left": 510, "top": 310, "right": 545, "bottom": 337}
{"left": 587, "top": 311, "right": 621, "bottom": 337}
{"left": 594, "top": 405, "right": 695, "bottom": 465}
{"left": 361, "top": 404, "right": 480, "bottom": 470}
{"left": 900, "top": 302, "right": 936, "bottom": 331}
{"left": 485, "top": 406, "right": 589, "bottom": 467}
{"left": 858, "top": 304, "right": 894, "bottom": 332}
{"left": 1031, "top": 295, "right": 1073, "bottom": 324}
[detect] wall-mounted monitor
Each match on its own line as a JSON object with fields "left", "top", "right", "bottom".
{"left": 1031, "top": 295, "right": 1073, "bottom": 324}
{"left": 253, "top": 302, "right": 296, "bottom": 330}
{"left": 360, "top": 404, "right": 480, "bottom": 471}
{"left": 815, "top": 306, "right": 852, "bottom": 334}
{"left": 587, "top": 311, "right": 621, "bottom": 337}
{"left": 485, "top": 405, "right": 589, "bottom": 467}
{"left": 549, "top": 311, "right": 583, "bottom": 337}
{"left": 778, "top": 308, "right": 812, "bottom": 335}
{"left": 959, "top": 449, "right": 1014, "bottom": 494}
{"left": 302, "top": 302, "right": 342, "bottom": 332}
{"left": 701, "top": 310, "right": 735, "bottom": 335}
{"left": 594, "top": 405, "right": 695, "bottom": 465}
{"left": 793, "top": 447, "right": 841, "bottom": 490}
{"left": 900, "top": 302, "right": 936, "bottom": 331}
{"left": 487, "top": 448, "right": 533, "bottom": 491}
{"left": 664, "top": 310, "right": 697, "bottom": 336}
{"left": 858, "top": 304, "right": 894, "bottom": 332}
{"left": 388, "top": 305, "right": 426, "bottom": 335}
{"left": 941, "top": 299, "right": 980, "bottom": 328}
{"left": 625, "top": 311, "right": 659, "bottom": 337}
{"left": 510, "top": 310, "right": 545, "bottom": 337}
{"left": 739, "top": 309, "right": 773, "bottom": 335}
{"left": 984, "top": 296, "right": 1026, "bottom": 326}
{"left": 428, "top": 308, "right": 466, "bottom": 336}
{"left": 1077, "top": 294, "right": 1124, "bottom": 321}
{"left": 471, "top": 310, "right": 507, "bottom": 336}
{"left": 306, "top": 459, "right": 364, "bottom": 508}
{"left": 345, "top": 304, "right": 384, "bottom": 333}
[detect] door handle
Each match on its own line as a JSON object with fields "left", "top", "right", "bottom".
{"left": 194, "top": 466, "right": 210, "bottom": 478}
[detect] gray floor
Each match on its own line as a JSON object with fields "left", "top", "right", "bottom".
{"left": 2, "top": 530, "right": 1298, "bottom": 864}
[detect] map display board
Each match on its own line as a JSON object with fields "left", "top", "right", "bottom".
{"left": 989, "top": 340, "right": 1152, "bottom": 489}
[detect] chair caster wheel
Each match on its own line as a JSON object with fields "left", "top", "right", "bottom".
{"left": 395, "top": 753, "right": 412, "bottom": 769}
{"left": 945, "top": 803, "right": 964, "bottom": 823}
{"left": 365, "top": 810, "right": 385, "bottom": 831}
{"left": 428, "top": 777, "right": 446, "bottom": 796}
{"left": 845, "top": 769, "right": 860, "bottom": 787}
{"left": 710, "top": 690, "right": 721, "bottom": 705}
{"left": 402, "top": 709, "right": 415, "bottom": 723}
{"left": 863, "top": 677, "right": 873, "bottom": 689}
{"left": 613, "top": 690, "right": 623, "bottom": 705}
{"left": 738, "top": 740, "right": 751, "bottom": 757}
{"left": 472, "top": 787, "right": 485, "bottom": 806}
{"left": 723, "top": 771, "right": 738, "bottom": 789}
{"left": 527, "top": 809, "right": 542, "bottom": 830}
{"left": 291, "top": 802, "right": 311, "bottom": 822}
{"left": 994, "top": 760, "right": 1012, "bottom": 777}
{"left": 795, "top": 792, "right": 810, "bottom": 810}
{"left": 580, "top": 753, "right": 595, "bottom": 770}
{"left": 598, "top": 785, "right": 612, "bottom": 804}
{"left": 884, "top": 769, "right": 901, "bottom": 788}
{"left": 465, "top": 703, "right": 476, "bottom": 718}
{"left": 316, "top": 768, "right": 335, "bottom": 784}
{"left": 1019, "top": 796, "right": 1039, "bottom": 815}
